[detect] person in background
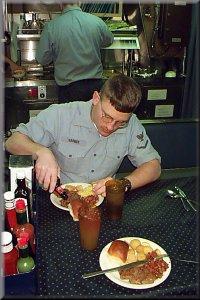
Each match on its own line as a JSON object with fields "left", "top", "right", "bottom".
{"left": 35, "top": 1, "right": 114, "bottom": 103}
{"left": 4, "top": 55, "right": 25, "bottom": 74}
{"left": 5, "top": 74, "right": 161, "bottom": 196}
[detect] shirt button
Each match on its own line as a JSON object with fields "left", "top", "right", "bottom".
{"left": 69, "top": 154, "right": 72, "bottom": 157}
{"left": 94, "top": 154, "right": 96, "bottom": 156}
{"left": 91, "top": 170, "right": 94, "bottom": 173}
{"left": 117, "top": 156, "right": 120, "bottom": 159}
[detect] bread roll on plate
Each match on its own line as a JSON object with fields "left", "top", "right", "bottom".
{"left": 107, "top": 240, "right": 129, "bottom": 263}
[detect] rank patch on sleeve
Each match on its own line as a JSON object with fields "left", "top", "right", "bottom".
{"left": 137, "top": 140, "right": 148, "bottom": 149}
{"left": 136, "top": 132, "right": 144, "bottom": 142}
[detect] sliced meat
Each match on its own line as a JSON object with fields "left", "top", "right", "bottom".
{"left": 68, "top": 198, "right": 84, "bottom": 221}
{"left": 60, "top": 198, "right": 70, "bottom": 207}
{"left": 83, "top": 194, "right": 99, "bottom": 207}
{"left": 119, "top": 251, "right": 169, "bottom": 285}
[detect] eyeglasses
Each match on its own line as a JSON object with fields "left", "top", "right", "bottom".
{"left": 99, "top": 101, "right": 130, "bottom": 128}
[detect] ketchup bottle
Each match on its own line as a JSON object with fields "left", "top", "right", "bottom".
{"left": 14, "top": 171, "right": 32, "bottom": 223}
{"left": 13, "top": 199, "right": 35, "bottom": 257}
{"left": 4, "top": 191, "right": 17, "bottom": 232}
{"left": 1, "top": 231, "right": 18, "bottom": 276}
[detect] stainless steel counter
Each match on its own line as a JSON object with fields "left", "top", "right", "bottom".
{"left": 5, "top": 79, "right": 56, "bottom": 88}
{"left": 4, "top": 78, "right": 58, "bottom": 136}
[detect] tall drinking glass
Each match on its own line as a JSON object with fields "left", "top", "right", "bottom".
{"left": 78, "top": 205, "right": 101, "bottom": 251}
{"left": 105, "top": 179, "right": 125, "bottom": 220}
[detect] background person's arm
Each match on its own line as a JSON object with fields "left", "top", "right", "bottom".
{"left": 4, "top": 55, "right": 25, "bottom": 72}
{"left": 5, "top": 132, "right": 59, "bottom": 192}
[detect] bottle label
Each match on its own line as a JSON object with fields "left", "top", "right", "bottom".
{"left": 2, "top": 242, "right": 13, "bottom": 253}
{"left": 5, "top": 200, "right": 15, "bottom": 209}
{"left": 14, "top": 198, "right": 29, "bottom": 222}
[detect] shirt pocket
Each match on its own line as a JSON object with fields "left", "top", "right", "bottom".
{"left": 57, "top": 142, "right": 90, "bottom": 175}
{"left": 103, "top": 147, "right": 127, "bottom": 175}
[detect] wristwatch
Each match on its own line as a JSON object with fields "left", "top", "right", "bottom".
{"left": 120, "top": 177, "right": 132, "bottom": 192}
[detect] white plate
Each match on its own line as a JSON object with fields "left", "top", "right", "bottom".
{"left": 99, "top": 237, "right": 171, "bottom": 289}
{"left": 50, "top": 182, "right": 104, "bottom": 211}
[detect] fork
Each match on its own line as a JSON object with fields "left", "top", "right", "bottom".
{"left": 174, "top": 186, "right": 197, "bottom": 212}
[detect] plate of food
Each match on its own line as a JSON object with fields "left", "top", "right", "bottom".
{"left": 99, "top": 237, "right": 171, "bottom": 289}
{"left": 50, "top": 182, "right": 104, "bottom": 221}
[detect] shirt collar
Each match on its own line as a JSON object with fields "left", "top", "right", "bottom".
{"left": 62, "top": 6, "right": 82, "bottom": 14}
{"left": 72, "top": 100, "right": 94, "bottom": 130}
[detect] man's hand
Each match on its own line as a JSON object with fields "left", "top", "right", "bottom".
{"left": 5, "top": 131, "right": 60, "bottom": 193}
{"left": 91, "top": 176, "right": 113, "bottom": 197}
{"left": 11, "top": 64, "right": 25, "bottom": 73}
{"left": 35, "top": 148, "right": 60, "bottom": 193}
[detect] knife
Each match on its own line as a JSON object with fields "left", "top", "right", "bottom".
{"left": 82, "top": 254, "right": 168, "bottom": 279}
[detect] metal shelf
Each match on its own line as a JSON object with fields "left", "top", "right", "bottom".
{"left": 103, "top": 36, "right": 140, "bottom": 50}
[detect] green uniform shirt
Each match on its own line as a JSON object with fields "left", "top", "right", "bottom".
{"left": 14, "top": 101, "right": 161, "bottom": 184}
{"left": 35, "top": 6, "right": 114, "bottom": 85}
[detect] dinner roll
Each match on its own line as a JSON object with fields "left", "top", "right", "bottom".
{"left": 107, "top": 240, "right": 129, "bottom": 263}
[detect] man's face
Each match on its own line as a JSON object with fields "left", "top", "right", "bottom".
{"left": 91, "top": 91, "right": 132, "bottom": 137}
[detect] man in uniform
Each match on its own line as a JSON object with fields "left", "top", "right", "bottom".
{"left": 5, "top": 74, "right": 161, "bottom": 196}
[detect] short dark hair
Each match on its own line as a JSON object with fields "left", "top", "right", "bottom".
{"left": 100, "top": 74, "right": 142, "bottom": 113}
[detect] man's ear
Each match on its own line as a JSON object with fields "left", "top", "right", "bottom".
{"left": 92, "top": 91, "right": 100, "bottom": 105}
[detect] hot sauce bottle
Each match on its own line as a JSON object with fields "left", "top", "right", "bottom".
{"left": 17, "top": 236, "right": 35, "bottom": 274}
{"left": 1, "top": 231, "right": 18, "bottom": 276}
{"left": 13, "top": 199, "right": 35, "bottom": 257}
{"left": 14, "top": 171, "right": 32, "bottom": 223}
{"left": 4, "top": 191, "right": 17, "bottom": 233}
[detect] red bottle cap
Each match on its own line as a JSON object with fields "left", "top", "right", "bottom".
{"left": 19, "top": 232, "right": 29, "bottom": 241}
{"left": 15, "top": 199, "right": 26, "bottom": 209}
{"left": 17, "top": 237, "right": 28, "bottom": 247}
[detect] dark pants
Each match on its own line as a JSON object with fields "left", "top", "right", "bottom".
{"left": 57, "top": 78, "right": 104, "bottom": 103}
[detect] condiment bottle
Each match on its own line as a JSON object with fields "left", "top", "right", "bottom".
{"left": 17, "top": 236, "right": 35, "bottom": 274}
{"left": 4, "top": 191, "right": 17, "bottom": 232}
{"left": 13, "top": 199, "right": 35, "bottom": 257}
{"left": 1, "top": 231, "right": 18, "bottom": 276}
{"left": 14, "top": 171, "right": 32, "bottom": 223}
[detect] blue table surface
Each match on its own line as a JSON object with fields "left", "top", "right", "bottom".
{"left": 35, "top": 175, "right": 199, "bottom": 298}
{"left": 4, "top": 174, "right": 199, "bottom": 298}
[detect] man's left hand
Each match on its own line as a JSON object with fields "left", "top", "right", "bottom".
{"left": 91, "top": 176, "right": 113, "bottom": 197}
